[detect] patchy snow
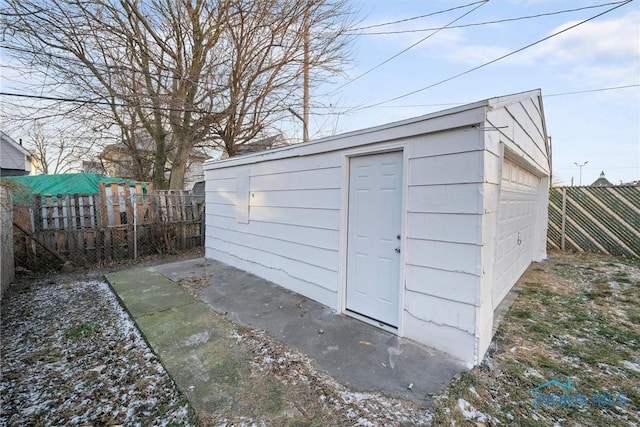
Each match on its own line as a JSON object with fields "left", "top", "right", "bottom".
{"left": 0, "top": 279, "right": 192, "bottom": 426}
{"left": 622, "top": 361, "right": 640, "bottom": 373}
{"left": 457, "top": 398, "right": 496, "bottom": 424}
{"left": 180, "top": 331, "right": 210, "bottom": 347}
{"left": 524, "top": 368, "right": 545, "bottom": 379}
{"left": 468, "top": 386, "right": 479, "bottom": 398}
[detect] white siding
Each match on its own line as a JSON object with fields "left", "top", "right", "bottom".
{"left": 205, "top": 151, "right": 344, "bottom": 308}
{"left": 486, "top": 95, "right": 550, "bottom": 175}
{"left": 402, "top": 127, "right": 484, "bottom": 362}
{"left": 1, "top": 137, "right": 29, "bottom": 172}
{"left": 204, "top": 90, "right": 550, "bottom": 366}
{"left": 403, "top": 311, "right": 477, "bottom": 363}
{"left": 405, "top": 265, "right": 478, "bottom": 305}
{"left": 477, "top": 92, "right": 550, "bottom": 365}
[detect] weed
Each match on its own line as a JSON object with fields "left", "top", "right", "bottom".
{"left": 64, "top": 322, "right": 100, "bottom": 341}
{"left": 509, "top": 307, "right": 532, "bottom": 319}
{"left": 263, "top": 380, "right": 283, "bottom": 414}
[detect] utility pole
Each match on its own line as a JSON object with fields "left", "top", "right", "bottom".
{"left": 574, "top": 161, "right": 588, "bottom": 186}
{"left": 302, "top": 14, "right": 310, "bottom": 142}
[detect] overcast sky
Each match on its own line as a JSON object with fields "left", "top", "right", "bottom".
{"left": 305, "top": 0, "right": 639, "bottom": 185}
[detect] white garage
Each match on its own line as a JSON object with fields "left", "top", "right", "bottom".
{"left": 204, "top": 90, "right": 551, "bottom": 366}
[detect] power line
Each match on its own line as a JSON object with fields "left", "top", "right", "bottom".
{"left": 0, "top": 91, "right": 116, "bottom": 105}
{"left": 1, "top": 45, "right": 155, "bottom": 77}
{"left": 0, "top": 44, "right": 225, "bottom": 87}
{"left": 0, "top": 91, "right": 214, "bottom": 114}
{"left": 545, "top": 84, "right": 640, "bottom": 97}
{"left": 354, "top": 0, "right": 634, "bottom": 111}
{"left": 3, "top": 82, "right": 637, "bottom": 116}
{"left": 337, "top": 0, "right": 489, "bottom": 90}
{"left": 249, "top": 83, "right": 638, "bottom": 114}
{"left": 353, "top": 1, "right": 627, "bottom": 35}
{"left": 352, "top": 1, "right": 487, "bottom": 31}
{"left": 0, "top": 91, "right": 335, "bottom": 118}
{"left": 334, "top": 84, "right": 639, "bottom": 110}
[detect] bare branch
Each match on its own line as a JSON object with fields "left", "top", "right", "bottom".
{"left": 2, "top": 0, "right": 355, "bottom": 188}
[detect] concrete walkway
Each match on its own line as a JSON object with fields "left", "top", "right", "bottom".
{"left": 106, "top": 258, "right": 463, "bottom": 413}
{"left": 106, "top": 268, "right": 245, "bottom": 413}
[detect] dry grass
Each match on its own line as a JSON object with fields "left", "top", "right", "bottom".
{"left": 430, "top": 251, "right": 640, "bottom": 426}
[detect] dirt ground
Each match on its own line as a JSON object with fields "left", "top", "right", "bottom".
{"left": 2, "top": 251, "right": 638, "bottom": 426}
{"left": 2, "top": 259, "right": 433, "bottom": 426}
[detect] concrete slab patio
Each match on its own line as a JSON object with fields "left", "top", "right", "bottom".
{"left": 106, "top": 258, "right": 464, "bottom": 415}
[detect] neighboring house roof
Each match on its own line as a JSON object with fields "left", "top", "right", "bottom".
{"left": 1, "top": 173, "right": 146, "bottom": 202}
{"left": 1, "top": 131, "right": 32, "bottom": 176}
{"left": 101, "top": 140, "right": 209, "bottom": 161}
{"left": 591, "top": 171, "right": 613, "bottom": 187}
{"left": 226, "top": 134, "right": 288, "bottom": 158}
{"left": 0, "top": 131, "right": 30, "bottom": 157}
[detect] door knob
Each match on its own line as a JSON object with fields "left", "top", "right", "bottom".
{"left": 395, "top": 247, "right": 401, "bottom": 253}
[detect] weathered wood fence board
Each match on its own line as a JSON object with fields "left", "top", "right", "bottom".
{"left": 14, "top": 182, "right": 203, "bottom": 269}
{"left": 547, "top": 186, "right": 640, "bottom": 257}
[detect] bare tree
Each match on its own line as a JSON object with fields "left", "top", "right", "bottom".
{"left": 24, "top": 123, "right": 98, "bottom": 175}
{"left": 2, "top": 0, "right": 353, "bottom": 189}
{"left": 213, "top": 0, "right": 352, "bottom": 156}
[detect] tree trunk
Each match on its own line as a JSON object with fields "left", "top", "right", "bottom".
{"left": 153, "top": 135, "right": 167, "bottom": 189}
{"left": 169, "top": 130, "right": 191, "bottom": 190}
{"left": 169, "top": 157, "right": 188, "bottom": 190}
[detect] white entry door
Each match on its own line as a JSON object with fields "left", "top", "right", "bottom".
{"left": 346, "top": 151, "right": 403, "bottom": 327}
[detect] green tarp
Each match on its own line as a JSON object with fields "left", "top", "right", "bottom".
{"left": 1, "top": 173, "right": 146, "bottom": 203}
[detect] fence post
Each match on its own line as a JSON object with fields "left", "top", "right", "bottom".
{"left": 122, "top": 184, "right": 135, "bottom": 258}
{"left": 561, "top": 187, "right": 567, "bottom": 251}
{"left": 98, "top": 182, "right": 110, "bottom": 260}
{"left": 66, "top": 194, "right": 75, "bottom": 261}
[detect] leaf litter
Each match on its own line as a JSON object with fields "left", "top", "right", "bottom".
{"left": 0, "top": 279, "right": 193, "bottom": 426}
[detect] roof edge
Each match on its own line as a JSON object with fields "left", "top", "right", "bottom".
{"left": 205, "top": 89, "right": 543, "bottom": 170}
{"left": 0, "top": 131, "right": 31, "bottom": 157}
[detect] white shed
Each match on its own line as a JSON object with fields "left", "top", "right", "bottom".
{"left": 204, "top": 90, "right": 551, "bottom": 366}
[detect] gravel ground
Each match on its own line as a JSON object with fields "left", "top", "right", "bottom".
{"left": 0, "top": 277, "right": 193, "bottom": 426}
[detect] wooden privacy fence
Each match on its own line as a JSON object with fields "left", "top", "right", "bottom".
{"left": 14, "top": 182, "right": 204, "bottom": 270}
{"left": 547, "top": 186, "right": 640, "bottom": 257}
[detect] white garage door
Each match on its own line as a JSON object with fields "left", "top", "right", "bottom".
{"left": 493, "top": 158, "right": 541, "bottom": 307}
